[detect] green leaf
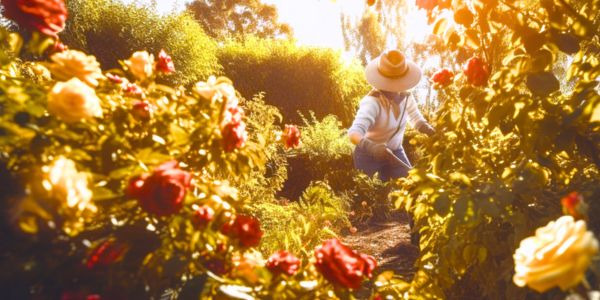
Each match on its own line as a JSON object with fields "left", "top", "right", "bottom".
{"left": 526, "top": 72, "right": 560, "bottom": 96}
{"left": 434, "top": 193, "right": 451, "bottom": 216}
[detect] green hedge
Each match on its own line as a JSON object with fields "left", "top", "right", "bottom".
{"left": 61, "top": 0, "right": 220, "bottom": 85}
{"left": 217, "top": 38, "right": 370, "bottom": 125}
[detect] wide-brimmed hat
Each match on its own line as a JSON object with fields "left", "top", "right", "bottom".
{"left": 365, "top": 50, "right": 422, "bottom": 92}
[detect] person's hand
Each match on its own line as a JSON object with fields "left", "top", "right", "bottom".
{"left": 416, "top": 121, "right": 436, "bottom": 136}
{"left": 359, "top": 138, "right": 388, "bottom": 160}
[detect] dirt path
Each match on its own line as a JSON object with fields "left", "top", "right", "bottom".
{"left": 343, "top": 212, "right": 419, "bottom": 298}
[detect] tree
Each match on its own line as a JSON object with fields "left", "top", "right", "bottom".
{"left": 186, "top": 0, "right": 292, "bottom": 39}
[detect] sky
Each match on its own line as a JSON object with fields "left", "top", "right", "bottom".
{"left": 127, "top": 0, "right": 365, "bottom": 49}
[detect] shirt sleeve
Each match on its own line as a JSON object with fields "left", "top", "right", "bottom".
{"left": 348, "top": 96, "right": 380, "bottom": 136}
{"left": 406, "top": 94, "right": 427, "bottom": 127}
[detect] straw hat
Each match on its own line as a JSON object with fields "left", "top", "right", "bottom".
{"left": 365, "top": 49, "right": 422, "bottom": 92}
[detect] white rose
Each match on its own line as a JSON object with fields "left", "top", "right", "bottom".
{"left": 124, "top": 51, "right": 155, "bottom": 81}
{"left": 47, "top": 156, "right": 96, "bottom": 213}
{"left": 48, "top": 50, "right": 104, "bottom": 87}
{"left": 513, "top": 215, "right": 599, "bottom": 292}
{"left": 48, "top": 78, "right": 103, "bottom": 123}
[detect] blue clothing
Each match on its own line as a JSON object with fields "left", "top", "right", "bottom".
{"left": 353, "top": 142, "right": 412, "bottom": 181}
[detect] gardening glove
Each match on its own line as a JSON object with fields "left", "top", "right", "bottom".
{"left": 359, "top": 138, "right": 388, "bottom": 160}
{"left": 416, "top": 121, "right": 436, "bottom": 136}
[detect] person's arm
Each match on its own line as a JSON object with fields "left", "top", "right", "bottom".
{"left": 406, "top": 94, "right": 435, "bottom": 136}
{"left": 347, "top": 97, "right": 380, "bottom": 143}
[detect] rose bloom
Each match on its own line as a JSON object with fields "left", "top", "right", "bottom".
{"left": 314, "top": 238, "right": 377, "bottom": 289}
{"left": 194, "top": 75, "right": 238, "bottom": 106}
{"left": 266, "top": 250, "right": 301, "bottom": 276}
{"left": 124, "top": 51, "right": 154, "bottom": 81}
{"left": 48, "top": 78, "right": 103, "bottom": 123}
{"left": 156, "top": 49, "right": 175, "bottom": 74}
{"left": 221, "top": 215, "right": 263, "bottom": 248}
{"left": 513, "top": 216, "right": 599, "bottom": 292}
{"left": 282, "top": 124, "right": 301, "bottom": 149}
{"left": 431, "top": 69, "right": 454, "bottom": 87}
{"left": 48, "top": 50, "right": 104, "bottom": 87}
{"left": 131, "top": 101, "right": 152, "bottom": 121}
{"left": 127, "top": 161, "right": 192, "bottom": 216}
{"left": 86, "top": 239, "right": 129, "bottom": 269}
{"left": 464, "top": 56, "right": 490, "bottom": 87}
{"left": 221, "top": 121, "right": 248, "bottom": 152}
{"left": 221, "top": 106, "right": 244, "bottom": 128}
{"left": 47, "top": 156, "right": 96, "bottom": 213}
{"left": 1, "top": 0, "right": 67, "bottom": 37}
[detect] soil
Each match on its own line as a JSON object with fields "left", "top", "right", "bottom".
{"left": 343, "top": 212, "right": 419, "bottom": 299}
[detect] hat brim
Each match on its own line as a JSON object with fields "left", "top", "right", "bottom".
{"left": 365, "top": 58, "right": 422, "bottom": 92}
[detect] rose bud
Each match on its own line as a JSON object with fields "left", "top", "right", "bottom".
{"left": 86, "top": 239, "right": 129, "bottom": 269}
{"left": 464, "top": 56, "right": 490, "bottom": 87}
{"left": 282, "top": 124, "right": 301, "bottom": 149}
{"left": 1, "top": 0, "right": 68, "bottom": 37}
{"left": 131, "top": 101, "right": 152, "bottom": 121}
{"left": 266, "top": 250, "right": 301, "bottom": 276}
{"left": 561, "top": 192, "right": 588, "bottom": 220}
{"left": 431, "top": 69, "right": 454, "bottom": 87}
{"left": 314, "top": 238, "right": 377, "bottom": 289}
{"left": 156, "top": 49, "right": 175, "bottom": 74}
{"left": 193, "top": 205, "right": 215, "bottom": 228}
{"left": 126, "top": 161, "right": 192, "bottom": 217}
{"left": 221, "top": 215, "right": 263, "bottom": 248}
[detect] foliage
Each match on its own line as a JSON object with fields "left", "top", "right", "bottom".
{"left": 61, "top": 0, "right": 220, "bottom": 86}
{"left": 299, "top": 112, "right": 353, "bottom": 161}
{"left": 217, "top": 37, "right": 371, "bottom": 125}
{"left": 186, "top": 0, "right": 292, "bottom": 39}
{"left": 249, "top": 181, "right": 350, "bottom": 258}
{"left": 372, "top": 0, "right": 600, "bottom": 299}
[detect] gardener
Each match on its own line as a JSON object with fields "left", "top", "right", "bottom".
{"left": 348, "top": 49, "right": 435, "bottom": 181}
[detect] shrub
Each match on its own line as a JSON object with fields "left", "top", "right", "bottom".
{"left": 61, "top": 0, "right": 220, "bottom": 85}
{"left": 217, "top": 37, "right": 370, "bottom": 125}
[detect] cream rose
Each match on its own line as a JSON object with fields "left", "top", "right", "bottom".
{"left": 47, "top": 156, "right": 96, "bottom": 213}
{"left": 193, "top": 75, "right": 238, "bottom": 106}
{"left": 124, "top": 51, "right": 155, "bottom": 81}
{"left": 48, "top": 50, "right": 104, "bottom": 87}
{"left": 513, "top": 215, "right": 599, "bottom": 292}
{"left": 48, "top": 78, "right": 103, "bottom": 123}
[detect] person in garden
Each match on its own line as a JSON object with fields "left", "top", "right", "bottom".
{"left": 348, "top": 49, "right": 435, "bottom": 181}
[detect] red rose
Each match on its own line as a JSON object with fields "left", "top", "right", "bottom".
{"left": 314, "top": 239, "right": 377, "bottom": 289}
{"left": 131, "top": 101, "right": 152, "bottom": 121}
{"left": 221, "top": 215, "right": 263, "bottom": 248}
{"left": 1, "top": 0, "right": 67, "bottom": 37}
{"left": 156, "top": 49, "right": 175, "bottom": 74}
{"left": 561, "top": 192, "right": 588, "bottom": 219}
{"left": 193, "top": 205, "right": 215, "bottom": 228}
{"left": 221, "top": 122, "right": 247, "bottom": 152}
{"left": 415, "top": 0, "right": 437, "bottom": 11}
{"left": 60, "top": 292, "right": 101, "bottom": 300}
{"left": 464, "top": 56, "right": 490, "bottom": 87}
{"left": 127, "top": 161, "right": 192, "bottom": 216}
{"left": 282, "top": 125, "right": 301, "bottom": 149}
{"left": 266, "top": 250, "right": 301, "bottom": 276}
{"left": 86, "top": 239, "right": 128, "bottom": 269}
{"left": 431, "top": 69, "right": 454, "bottom": 86}
{"left": 205, "top": 258, "right": 227, "bottom": 275}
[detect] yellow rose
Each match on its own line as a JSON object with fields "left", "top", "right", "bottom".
{"left": 193, "top": 75, "right": 238, "bottom": 106}
{"left": 48, "top": 78, "right": 103, "bottom": 123}
{"left": 124, "top": 51, "right": 155, "bottom": 81}
{"left": 47, "top": 156, "right": 96, "bottom": 213}
{"left": 513, "top": 215, "right": 599, "bottom": 292}
{"left": 48, "top": 50, "right": 104, "bottom": 87}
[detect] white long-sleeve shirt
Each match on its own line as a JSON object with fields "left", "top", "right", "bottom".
{"left": 348, "top": 92, "right": 427, "bottom": 150}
